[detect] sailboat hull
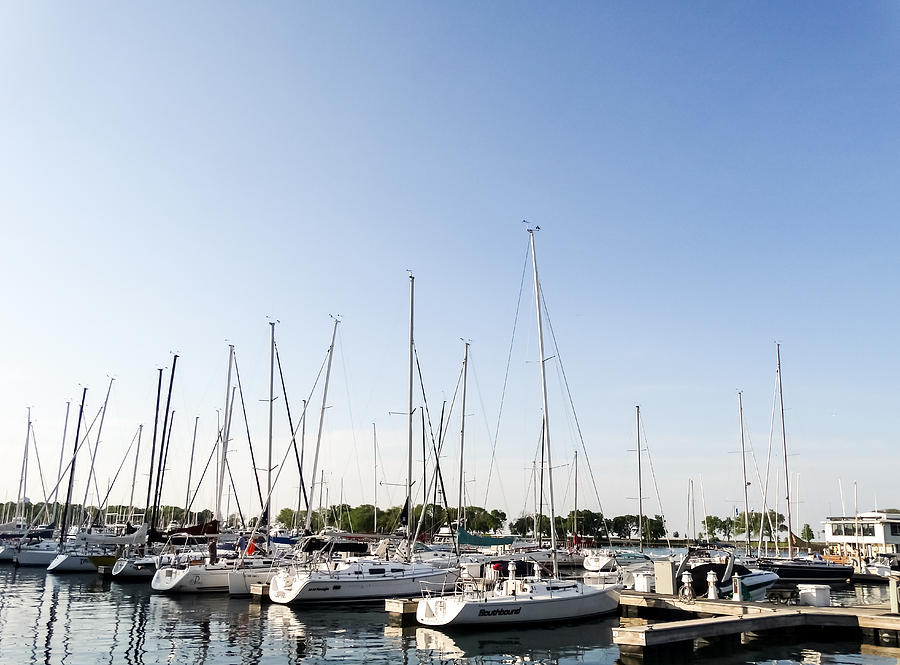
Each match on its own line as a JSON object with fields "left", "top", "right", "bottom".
{"left": 111, "top": 557, "right": 156, "bottom": 580}
{"left": 269, "top": 561, "right": 458, "bottom": 604}
{"left": 14, "top": 547, "right": 58, "bottom": 567}
{"left": 417, "top": 581, "right": 620, "bottom": 626}
{"left": 47, "top": 553, "right": 100, "bottom": 572}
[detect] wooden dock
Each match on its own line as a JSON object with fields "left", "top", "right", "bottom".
{"left": 249, "top": 583, "right": 270, "bottom": 601}
{"left": 614, "top": 590, "right": 900, "bottom": 662}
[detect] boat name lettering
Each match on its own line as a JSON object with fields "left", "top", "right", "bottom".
{"left": 478, "top": 607, "right": 522, "bottom": 617}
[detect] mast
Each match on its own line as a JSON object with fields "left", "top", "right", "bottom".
{"left": 82, "top": 377, "right": 113, "bottom": 525}
{"left": 295, "top": 399, "right": 306, "bottom": 532}
{"left": 53, "top": 401, "right": 71, "bottom": 525}
{"left": 145, "top": 369, "right": 163, "bottom": 520}
{"left": 637, "top": 405, "right": 643, "bottom": 553}
{"left": 573, "top": 450, "right": 578, "bottom": 547}
{"left": 738, "top": 391, "right": 751, "bottom": 556}
{"left": 60, "top": 388, "right": 87, "bottom": 549}
{"left": 373, "top": 422, "right": 378, "bottom": 533}
{"left": 216, "top": 346, "right": 235, "bottom": 522}
{"left": 456, "top": 341, "right": 469, "bottom": 552}
{"left": 16, "top": 408, "right": 31, "bottom": 525}
{"left": 406, "top": 273, "right": 415, "bottom": 551}
{"left": 183, "top": 416, "right": 199, "bottom": 525}
{"left": 528, "top": 227, "right": 558, "bottom": 578}
{"left": 266, "top": 321, "right": 276, "bottom": 525}
{"left": 776, "top": 343, "right": 793, "bottom": 558}
{"left": 304, "top": 318, "right": 339, "bottom": 532}
{"left": 126, "top": 424, "right": 143, "bottom": 524}
{"left": 152, "top": 358, "right": 177, "bottom": 532}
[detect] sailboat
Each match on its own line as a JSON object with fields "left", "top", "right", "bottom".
{"left": 269, "top": 277, "right": 458, "bottom": 605}
{"left": 417, "top": 228, "right": 621, "bottom": 626}
{"left": 151, "top": 347, "right": 273, "bottom": 593}
{"left": 752, "top": 344, "right": 852, "bottom": 584}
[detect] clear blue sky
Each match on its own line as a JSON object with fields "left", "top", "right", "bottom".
{"left": 1, "top": 3, "right": 898, "bottom": 536}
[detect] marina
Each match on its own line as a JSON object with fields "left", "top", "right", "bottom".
{"left": 2, "top": 563, "right": 900, "bottom": 664}
{"left": 2, "top": 3, "right": 899, "bottom": 665}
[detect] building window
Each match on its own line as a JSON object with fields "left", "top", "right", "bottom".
{"left": 891, "top": 524, "right": 900, "bottom": 537}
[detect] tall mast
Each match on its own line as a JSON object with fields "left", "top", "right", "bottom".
{"left": 407, "top": 273, "right": 415, "bottom": 551}
{"left": 304, "top": 318, "right": 339, "bottom": 533}
{"left": 295, "top": 399, "right": 307, "bottom": 531}
{"left": 17, "top": 408, "right": 31, "bottom": 524}
{"left": 573, "top": 450, "right": 578, "bottom": 547}
{"left": 528, "top": 228, "right": 558, "bottom": 578}
{"left": 776, "top": 343, "right": 793, "bottom": 558}
{"left": 127, "top": 424, "right": 143, "bottom": 524}
{"left": 637, "top": 405, "right": 643, "bottom": 552}
{"left": 60, "top": 388, "right": 87, "bottom": 549}
{"left": 183, "top": 417, "right": 199, "bottom": 525}
{"left": 266, "top": 321, "right": 276, "bottom": 525}
{"left": 456, "top": 342, "right": 469, "bottom": 552}
{"left": 738, "top": 391, "right": 751, "bottom": 556}
{"left": 373, "top": 422, "right": 378, "bottom": 533}
{"left": 145, "top": 369, "right": 163, "bottom": 519}
{"left": 152, "top": 358, "right": 177, "bottom": 532}
{"left": 216, "top": 346, "right": 235, "bottom": 522}
{"left": 53, "top": 401, "right": 71, "bottom": 525}
{"left": 83, "top": 377, "right": 114, "bottom": 524}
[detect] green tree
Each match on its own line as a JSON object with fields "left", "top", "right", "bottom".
{"left": 721, "top": 517, "right": 734, "bottom": 541}
{"left": 277, "top": 507, "right": 297, "bottom": 527}
{"left": 801, "top": 524, "right": 815, "bottom": 542}
{"left": 703, "top": 515, "right": 724, "bottom": 539}
{"left": 644, "top": 515, "right": 667, "bottom": 540}
{"left": 611, "top": 514, "right": 636, "bottom": 540}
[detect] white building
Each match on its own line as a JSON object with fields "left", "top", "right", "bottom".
{"left": 823, "top": 512, "right": 900, "bottom": 557}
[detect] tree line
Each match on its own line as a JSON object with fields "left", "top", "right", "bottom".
{"left": 1, "top": 500, "right": 825, "bottom": 543}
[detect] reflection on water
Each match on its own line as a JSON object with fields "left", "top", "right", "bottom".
{"left": 416, "top": 619, "right": 618, "bottom": 664}
{"left": 0, "top": 565, "right": 897, "bottom": 665}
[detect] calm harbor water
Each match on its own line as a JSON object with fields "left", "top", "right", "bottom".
{"left": 1, "top": 565, "right": 899, "bottom": 665}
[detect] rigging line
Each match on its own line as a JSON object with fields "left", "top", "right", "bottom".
{"left": 238, "top": 361, "right": 339, "bottom": 554}
{"left": 638, "top": 413, "right": 672, "bottom": 549}
{"left": 224, "top": 457, "right": 245, "bottom": 528}
{"left": 435, "top": 356, "right": 463, "bottom": 457}
{"left": 92, "top": 426, "right": 141, "bottom": 525}
{"left": 186, "top": 436, "right": 219, "bottom": 515}
{"left": 483, "top": 239, "right": 531, "bottom": 507}
{"left": 25, "top": 424, "right": 52, "bottom": 520}
{"left": 758, "top": 368, "right": 780, "bottom": 554}
{"left": 412, "top": 347, "right": 439, "bottom": 457}
{"left": 413, "top": 348, "right": 460, "bottom": 479}
{"left": 470, "top": 361, "right": 511, "bottom": 514}
{"left": 539, "top": 284, "right": 613, "bottom": 545}
{"left": 273, "top": 340, "right": 310, "bottom": 513}
{"left": 520, "top": 462, "right": 535, "bottom": 522}
{"left": 336, "top": 325, "right": 365, "bottom": 497}
{"left": 232, "top": 351, "right": 266, "bottom": 515}
{"left": 558, "top": 452, "right": 576, "bottom": 511}
{"left": 22, "top": 406, "right": 104, "bottom": 534}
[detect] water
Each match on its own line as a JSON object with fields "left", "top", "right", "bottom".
{"left": 1, "top": 565, "right": 898, "bottom": 665}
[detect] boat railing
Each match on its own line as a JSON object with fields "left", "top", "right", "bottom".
{"left": 420, "top": 578, "right": 487, "bottom": 600}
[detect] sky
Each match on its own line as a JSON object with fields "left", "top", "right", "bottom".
{"left": 1, "top": 2, "right": 898, "bottom": 538}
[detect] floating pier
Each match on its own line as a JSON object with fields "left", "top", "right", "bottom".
{"left": 384, "top": 598, "right": 419, "bottom": 626}
{"left": 614, "top": 589, "right": 900, "bottom": 662}
{"left": 249, "top": 583, "right": 270, "bottom": 601}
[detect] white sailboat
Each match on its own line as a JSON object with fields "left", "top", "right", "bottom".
{"left": 152, "top": 346, "right": 250, "bottom": 594}
{"left": 417, "top": 228, "right": 621, "bottom": 626}
{"left": 270, "top": 277, "right": 459, "bottom": 605}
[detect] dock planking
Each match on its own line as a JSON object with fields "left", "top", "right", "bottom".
{"left": 614, "top": 590, "right": 899, "bottom": 662}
